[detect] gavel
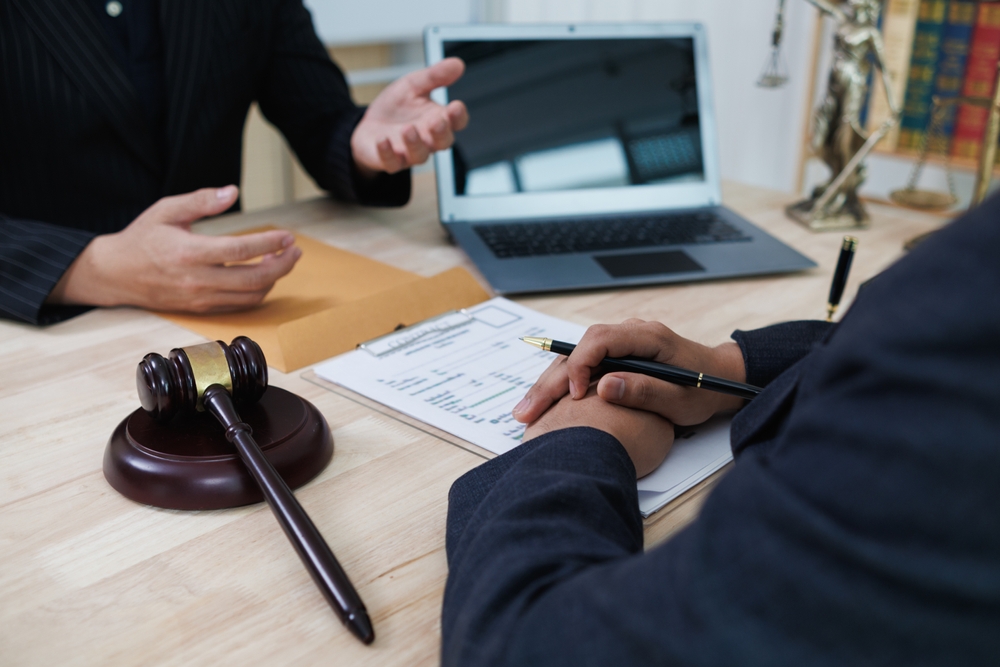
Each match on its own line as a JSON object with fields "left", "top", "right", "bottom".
{"left": 136, "top": 337, "right": 374, "bottom": 645}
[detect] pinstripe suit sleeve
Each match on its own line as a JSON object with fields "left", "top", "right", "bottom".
{"left": 256, "top": 0, "right": 411, "bottom": 207}
{"left": 0, "top": 214, "right": 95, "bottom": 325}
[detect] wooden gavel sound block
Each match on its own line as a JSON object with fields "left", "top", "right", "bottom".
{"left": 105, "top": 337, "right": 373, "bottom": 644}
{"left": 104, "top": 338, "right": 333, "bottom": 511}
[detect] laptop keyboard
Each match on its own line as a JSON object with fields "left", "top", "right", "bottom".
{"left": 473, "top": 212, "right": 751, "bottom": 259}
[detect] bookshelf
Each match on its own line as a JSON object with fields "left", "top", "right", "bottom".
{"left": 875, "top": 1, "right": 1000, "bottom": 169}
{"left": 798, "top": 0, "right": 1000, "bottom": 210}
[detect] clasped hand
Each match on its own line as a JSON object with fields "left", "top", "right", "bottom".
{"left": 514, "top": 320, "right": 747, "bottom": 478}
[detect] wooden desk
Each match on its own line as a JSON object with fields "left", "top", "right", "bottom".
{"left": 0, "top": 174, "right": 943, "bottom": 665}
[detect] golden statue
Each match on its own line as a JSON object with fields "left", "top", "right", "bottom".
{"left": 768, "top": 0, "right": 899, "bottom": 230}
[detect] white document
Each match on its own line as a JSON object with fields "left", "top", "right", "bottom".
{"left": 314, "top": 297, "right": 733, "bottom": 516}
{"left": 636, "top": 416, "right": 732, "bottom": 516}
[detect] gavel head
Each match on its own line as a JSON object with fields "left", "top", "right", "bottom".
{"left": 137, "top": 336, "right": 268, "bottom": 422}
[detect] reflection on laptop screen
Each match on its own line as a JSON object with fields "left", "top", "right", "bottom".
{"left": 444, "top": 38, "right": 704, "bottom": 197}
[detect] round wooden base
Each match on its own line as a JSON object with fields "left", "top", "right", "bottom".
{"left": 104, "top": 387, "right": 333, "bottom": 510}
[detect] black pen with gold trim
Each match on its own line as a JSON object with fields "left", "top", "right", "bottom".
{"left": 520, "top": 337, "right": 761, "bottom": 401}
{"left": 826, "top": 236, "right": 858, "bottom": 321}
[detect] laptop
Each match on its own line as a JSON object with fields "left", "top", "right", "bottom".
{"left": 424, "top": 23, "right": 816, "bottom": 294}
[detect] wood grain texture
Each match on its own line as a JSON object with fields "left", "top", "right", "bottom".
{"left": 0, "top": 173, "right": 945, "bottom": 665}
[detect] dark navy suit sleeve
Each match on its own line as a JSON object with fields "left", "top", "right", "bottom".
{"left": 257, "top": 0, "right": 410, "bottom": 207}
{"left": 732, "top": 320, "right": 833, "bottom": 387}
{"left": 444, "top": 428, "right": 643, "bottom": 667}
{"left": 443, "top": 197, "right": 1000, "bottom": 666}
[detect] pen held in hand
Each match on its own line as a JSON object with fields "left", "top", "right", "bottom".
{"left": 520, "top": 337, "right": 761, "bottom": 401}
{"left": 827, "top": 236, "right": 858, "bottom": 322}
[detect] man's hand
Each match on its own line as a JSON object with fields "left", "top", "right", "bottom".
{"left": 350, "top": 58, "right": 469, "bottom": 176}
{"left": 514, "top": 320, "right": 747, "bottom": 428}
{"left": 48, "top": 186, "right": 301, "bottom": 313}
{"left": 524, "top": 386, "right": 676, "bottom": 479}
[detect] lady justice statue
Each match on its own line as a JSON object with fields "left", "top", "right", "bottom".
{"left": 765, "top": 0, "right": 898, "bottom": 230}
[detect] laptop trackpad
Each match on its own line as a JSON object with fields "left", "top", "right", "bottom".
{"left": 595, "top": 251, "right": 705, "bottom": 278}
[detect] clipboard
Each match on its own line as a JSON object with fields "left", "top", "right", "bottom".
{"left": 358, "top": 310, "right": 476, "bottom": 357}
{"left": 312, "top": 296, "right": 735, "bottom": 518}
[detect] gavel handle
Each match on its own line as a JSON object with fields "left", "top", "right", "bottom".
{"left": 202, "top": 384, "right": 374, "bottom": 645}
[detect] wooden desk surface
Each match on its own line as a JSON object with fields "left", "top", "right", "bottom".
{"left": 0, "top": 173, "right": 943, "bottom": 665}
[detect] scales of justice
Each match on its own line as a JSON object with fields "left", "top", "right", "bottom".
{"left": 760, "top": 0, "right": 1000, "bottom": 232}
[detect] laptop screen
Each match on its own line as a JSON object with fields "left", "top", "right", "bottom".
{"left": 443, "top": 38, "right": 704, "bottom": 198}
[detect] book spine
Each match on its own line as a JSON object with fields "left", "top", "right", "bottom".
{"left": 951, "top": 4, "right": 1000, "bottom": 160}
{"left": 868, "top": 0, "right": 923, "bottom": 150}
{"left": 927, "top": 1, "right": 976, "bottom": 153}
{"left": 897, "top": 0, "right": 950, "bottom": 151}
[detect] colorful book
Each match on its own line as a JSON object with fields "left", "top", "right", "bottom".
{"left": 927, "top": 0, "right": 976, "bottom": 153}
{"left": 868, "top": 0, "right": 923, "bottom": 150}
{"left": 897, "top": 0, "right": 950, "bottom": 151}
{"left": 951, "top": 3, "right": 1000, "bottom": 160}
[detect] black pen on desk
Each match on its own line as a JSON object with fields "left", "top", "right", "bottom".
{"left": 827, "top": 236, "right": 858, "bottom": 322}
{"left": 520, "top": 337, "right": 761, "bottom": 401}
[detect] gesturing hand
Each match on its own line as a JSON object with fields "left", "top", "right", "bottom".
{"left": 48, "top": 186, "right": 301, "bottom": 313}
{"left": 513, "top": 320, "right": 748, "bottom": 428}
{"left": 350, "top": 58, "right": 469, "bottom": 176}
{"left": 523, "top": 386, "right": 676, "bottom": 479}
